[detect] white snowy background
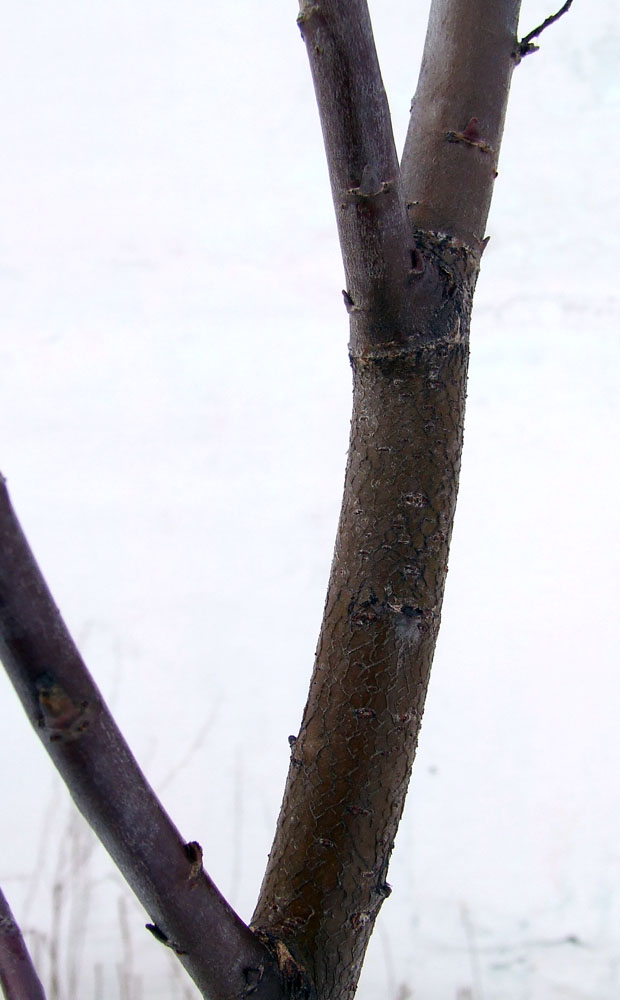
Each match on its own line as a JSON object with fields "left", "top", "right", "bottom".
{"left": 1, "top": 1, "right": 619, "bottom": 998}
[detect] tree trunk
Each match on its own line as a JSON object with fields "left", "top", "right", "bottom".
{"left": 252, "top": 2, "right": 520, "bottom": 998}
{"left": 0, "top": 0, "right": 562, "bottom": 997}
{"left": 252, "top": 247, "right": 474, "bottom": 999}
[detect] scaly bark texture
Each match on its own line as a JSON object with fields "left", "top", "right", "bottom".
{"left": 252, "top": 2, "right": 521, "bottom": 998}
{"left": 253, "top": 236, "right": 477, "bottom": 999}
{"left": 0, "top": 0, "right": 535, "bottom": 997}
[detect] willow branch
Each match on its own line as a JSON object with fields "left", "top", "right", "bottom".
{"left": 401, "top": 0, "right": 522, "bottom": 246}
{"left": 0, "top": 886, "right": 47, "bottom": 1000}
{"left": 297, "top": 0, "right": 411, "bottom": 352}
{"left": 0, "top": 476, "right": 282, "bottom": 1000}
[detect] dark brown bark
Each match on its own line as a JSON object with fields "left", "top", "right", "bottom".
{"left": 0, "top": 886, "right": 47, "bottom": 1000}
{"left": 252, "top": 2, "right": 521, "bottom": 998}
{"left": 0, "top": 0, "right": 561, "bottom": 997}
{"left": 0, "top": 476, "right": 284, "bottom": 1000}
{"left": 252, "top": 238, "right": 476, "bottom": 1000}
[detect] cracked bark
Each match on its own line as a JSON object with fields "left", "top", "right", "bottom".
{"left": 252, "top": 237, "right": 477, "bottom": 1000}
{"left": 0, "top": 0, "right": 568, "bottom": 997}
{"left": 252, "top": 2, "right": 521, "bottom": 998}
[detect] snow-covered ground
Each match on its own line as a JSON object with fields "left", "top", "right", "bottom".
{"left": 1, "top": 2, "right": 619, "bottom": 998}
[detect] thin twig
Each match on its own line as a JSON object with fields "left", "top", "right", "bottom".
{"left": 516, "top": 0, "right": 574, "bottom": 60}
{"left": 0, "top": 885, "right": 47, "bottom": 1000}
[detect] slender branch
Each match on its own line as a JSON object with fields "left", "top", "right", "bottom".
{"left": 0, "top": 885, "right": 47, "bottom": 1000}
{"left": 516, "top": 0, "right": 574, "bottom": 60}
{"left": 0, "top": 475, "right": 283, "bottom": 1000}
{"left": 297, "top": 0, "right": 411, "bottom": 352}
{"left": 401, "top": 0, "right": 522, "bottom": 245}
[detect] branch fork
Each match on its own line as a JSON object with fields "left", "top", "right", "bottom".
{"left": 0, "top": 0, "right": 576, "bottom": 998}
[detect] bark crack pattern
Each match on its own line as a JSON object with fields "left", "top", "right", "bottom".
{"left": 253, "top": 244, "right": 476, "bottom": 999}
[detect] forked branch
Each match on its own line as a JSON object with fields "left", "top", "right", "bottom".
{"left": 0, "top": 1, "right": 577, "bottom": 998}
{"left": 252, "top": 3, "right": 526, "bottom": 1000}
{"left": 0, "top": 476, "right": 282, "bottom": 1000}
{"left": 0, "top": 886, "right": 47, "bottom": 1000}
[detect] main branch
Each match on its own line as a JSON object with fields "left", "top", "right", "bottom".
{"left": 252, "top": 3, "right": 521, "bottom": 999}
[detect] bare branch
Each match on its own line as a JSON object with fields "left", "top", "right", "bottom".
{"left": 297, "top": 0, "right": 411, "bottom": 350}
{"left": 0, "top": 885, "right": 47, "bottom": 1000}
{"left": 401, "top": 0, "right": 522, "bottom": 245}
{"left": 0, "top": 475, "right": 283, "bottom": 1000}
{"left": 515, "top": 0, "right": 574, "bottom": 61}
